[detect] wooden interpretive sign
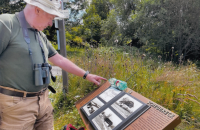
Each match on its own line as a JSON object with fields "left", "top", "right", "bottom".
{"left": 75, "top": 81, "right": 181, "bottom": 130}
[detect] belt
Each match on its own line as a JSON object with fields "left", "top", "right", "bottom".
{"left": 0, "top": 87, "right": 48, "bottom": 98}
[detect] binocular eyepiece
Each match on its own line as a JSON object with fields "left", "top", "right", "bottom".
{"left": 34, "top": 63, "right": 56, "bottom": 86}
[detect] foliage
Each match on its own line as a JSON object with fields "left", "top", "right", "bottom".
{"left": 0, "top": 0, "right": 25, "bottom": 14}
{"left": 132, "top": 0, "right": 200, "bottom": 62}
{"left": 80, "top": 0, "right": 113, "bottom": 47}
{"left": 2, "top": 0, "right": 200, "bottom": 62}
{"left": 63, "top": 0, "right": 112, "bottom": 48}
{"left": 66, "top": 0, "right": 200, "bottom": 62}
{"left": 110, "top": 0, "right": 136, "bottom": 22}
{"left": 65, "top": 26, "right": 85, "bottom": 47}
{"left": 82, "top": 5, "right": 102, "bottom": 45}
{"left": 43, "top": 26, "right": 58, "bottom": 43}
{"left": 100, "top": 9, "right": 118, "bottom": 46}
{"left": 64, "top": 0, "right": 88, "bottom": 26}
{"left": 90, "top": 0, "right": 111, "bottom": 20}
{"left": 107, "top": 0, "right": 138, "bottom": 46}
{"left": 52, "top": 46, "right": 200, "bottom": 130}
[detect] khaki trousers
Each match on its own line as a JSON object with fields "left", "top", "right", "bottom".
{"left": 0, "top": 87, "right": 54, "bottom": 130}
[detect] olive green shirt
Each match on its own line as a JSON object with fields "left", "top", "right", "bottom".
{"left": 0, "top": 13, "right": 57, "bottom": 92}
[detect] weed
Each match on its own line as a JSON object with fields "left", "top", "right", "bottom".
{"left": 51, "top": 45, "right": 200, "bottom": 130}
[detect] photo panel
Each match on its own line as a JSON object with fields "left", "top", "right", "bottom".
{"left": 111, "top": 94, "right": 143, "bottom": 118}
{"left": 92, "top": 108, "right": 122, "bottom": 130}
{"left": 82, "top": 98, "right": 105, "bottom": 116}
{"left": 99, "top": 87, "right": 121, "bottom": 102}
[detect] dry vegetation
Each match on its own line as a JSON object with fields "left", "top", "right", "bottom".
{"left": 50, "top": 45, "right": 200, "bottom": 130}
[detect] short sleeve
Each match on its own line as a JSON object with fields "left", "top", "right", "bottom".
{"left": 46, "top": 39, "right": 58, "bottom": 58}
{"left": 39, "top": 31, "right": 57, "bottom": 58}
{"left": 0, "top": 20, "right": 11, "bottom": 55}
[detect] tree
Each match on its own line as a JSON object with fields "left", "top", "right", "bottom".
{"left": 91, "top": 0, "right": 111, "bottom": 20}
{"left": 110, "top": 0, "right": 136, "bottom": 21}
{"left": 0, "top": 0, "right": 25, "bottom": 14}
{"left": 82, "top": 4, "right": 102, "bottom": 46}
{"left": 100, "top": 9, "right": 118, "bottom": 46}
{"left": 65, "top": 0, "right": 88, "bottom": 26}
{"left": 106, "top": 0, "right": 137, "bottom": 46}
{"left": 132, "top": 0, "right": 200, "bottom": 62}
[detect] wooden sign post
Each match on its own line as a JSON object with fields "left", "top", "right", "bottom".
{"left": 75, "top": 81, "right": 181, "bottom": 130}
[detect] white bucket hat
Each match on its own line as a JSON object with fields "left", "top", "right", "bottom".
{"left": 24, "top": 0, "right": 66, "bottom": 18}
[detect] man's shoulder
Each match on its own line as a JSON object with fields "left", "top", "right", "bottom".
{"left": 0, "top": 13, "right": 16, "bottom": 21}
{"left": 0, "top": 13, "right": 18, "bottom": 28}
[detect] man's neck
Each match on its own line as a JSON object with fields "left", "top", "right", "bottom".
{"left": 23, "top": 9, "right": 35, "bottom": 29}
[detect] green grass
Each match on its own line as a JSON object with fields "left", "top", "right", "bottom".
{"left": 50, "top": 45, "right": 200, "bottom": 130}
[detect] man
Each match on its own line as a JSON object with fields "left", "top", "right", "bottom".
{"left": 0, "top": 0, "right": 106, "bottom": 129}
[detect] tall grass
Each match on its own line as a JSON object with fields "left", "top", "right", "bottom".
{"left": 50, "top": 45, "right": 200, "bottom": 130}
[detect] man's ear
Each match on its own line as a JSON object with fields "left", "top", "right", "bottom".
{"left": 35, "top": 7, "right": 42, "bottom": 16}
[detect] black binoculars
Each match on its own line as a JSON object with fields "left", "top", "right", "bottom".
{"left": 34, "top": 63, "right": 56, "bottom": 86}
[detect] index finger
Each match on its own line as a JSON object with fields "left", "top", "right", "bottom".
{"left": 97, "top": 76, "right": 107, "bottom": 81}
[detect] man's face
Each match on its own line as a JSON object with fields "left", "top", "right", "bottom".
{"left": 33, "top": 9, "right": 56, "bottom": 31}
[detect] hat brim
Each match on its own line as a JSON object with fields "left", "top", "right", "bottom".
{"left": 24, "top": 0, "right": 67, "bottom": 18}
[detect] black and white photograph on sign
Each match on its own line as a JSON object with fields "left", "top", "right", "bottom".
{"left": 92, "top": 108, "right": 122, "bottom": 130}
{"left": 99, "top": 87, "right": 121, "bottom": 102}
{"left": 83, "top": 98, "right": 104, "bottom": 116}
{"left": 111, "top": 94, "right": 143, "bottom": 118}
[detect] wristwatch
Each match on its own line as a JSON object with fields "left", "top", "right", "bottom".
{"left": 83, "top": 71, "right": 90, "bottom": 79}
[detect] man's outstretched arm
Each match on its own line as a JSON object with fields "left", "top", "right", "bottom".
{"left": 49, "top": 53, "right": 107, "bottom": 85}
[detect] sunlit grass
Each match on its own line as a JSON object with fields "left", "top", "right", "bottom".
{"left": 50, "top": 45, "right": 200, "bottom": 130}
